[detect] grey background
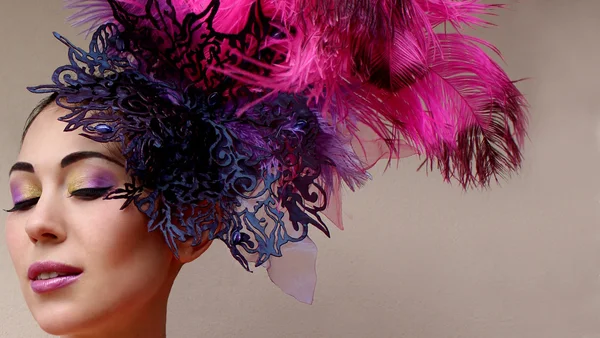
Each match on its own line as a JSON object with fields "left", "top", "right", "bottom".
{"left": 1, "top": 1, "right": 599, "bottom": 337}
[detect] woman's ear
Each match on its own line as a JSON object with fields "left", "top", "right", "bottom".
{"left": 176, "top": 230, "right": 215, "bottom": 264}
{"left": 153, "top": 198, "right": 223, "bottom": 264}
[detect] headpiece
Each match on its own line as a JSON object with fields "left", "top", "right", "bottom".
{"left": 29, "top": 0, "right": 527, "bottom": 303}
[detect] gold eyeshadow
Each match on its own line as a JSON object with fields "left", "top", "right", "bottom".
{"left": 66, "top": 169, "right": 118, "bottom": 194}
{"left": 10, "top": 182, "right": 41, "bottom": 204}
{"left": 8, "top": 167, "right": 118, "bottom": 205}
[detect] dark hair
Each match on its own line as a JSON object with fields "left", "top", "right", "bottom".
{"left": 21, "top": 93, "right": 58, "bottom": 143}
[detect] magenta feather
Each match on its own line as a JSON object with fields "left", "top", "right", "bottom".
{"left": 408, "top": 34, "right": 526, "bottom": 186}
{"left": 416, "top": 0, "right": 502, "bottom": 29}
{"left": 220, "top": 0, "right": 527, "bottom": 187}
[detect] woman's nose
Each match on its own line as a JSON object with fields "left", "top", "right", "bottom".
{"left": 24, "top": 196, "right": 66, "bottom": 245}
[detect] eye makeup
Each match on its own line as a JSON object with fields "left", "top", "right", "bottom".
{"left": 10, "top": 182, "right": 41, "bottom": 204}
{"left": 66, "top": 168, "right": 118, "bottom": 194}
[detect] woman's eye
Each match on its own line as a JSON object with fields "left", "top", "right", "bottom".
{"left": 70, "top": 187, "right": 113, "bottom": 200}
{"left": 4, "top": 187, "right": 113, "bottom": 212}
{"left": 4, "top": 198, "right": 40, "bottom": 213}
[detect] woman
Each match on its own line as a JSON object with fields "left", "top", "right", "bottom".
{"left": 5, "top": 0, "right": 528, "bottom": 336}
{"left": 6, "top": 96, "right": 202, "bottom": 336}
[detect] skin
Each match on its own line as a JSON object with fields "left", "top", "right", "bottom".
{"left": 5, "top": 104, "right": 211, "bottom": 337}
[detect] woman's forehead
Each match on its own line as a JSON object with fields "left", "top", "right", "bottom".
{"left": 19, "top": 105, "right": 110, "bottom": 164}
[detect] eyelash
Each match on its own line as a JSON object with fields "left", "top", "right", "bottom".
{"left": 4, "top": 198, "right": 40, "bottom": 213}
{"left": 4, "top": 186, "right": 113, "bottom": 213}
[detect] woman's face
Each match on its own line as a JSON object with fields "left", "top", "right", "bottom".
{"left": 5, "top": 104, "right": 178, "bottom": 335}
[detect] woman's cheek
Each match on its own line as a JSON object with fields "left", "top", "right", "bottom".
{"left": 4, "top": 216, "right": 29, "bottom": 287}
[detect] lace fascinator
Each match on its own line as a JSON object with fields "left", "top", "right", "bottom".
{"left": 28, "top": 0, "right": 528, "bottom": 304}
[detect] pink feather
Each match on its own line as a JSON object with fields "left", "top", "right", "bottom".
{"left": 220, "top": 0, "right": 527, "bottom": 187}
{"left": 416, "top": 0, "right": 502, "bottom": 29}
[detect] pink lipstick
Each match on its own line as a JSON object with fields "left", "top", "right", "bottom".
{"left": 28, "top": 261, "right": 83, "bottom": 294}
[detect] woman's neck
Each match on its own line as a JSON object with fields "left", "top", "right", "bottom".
{"left": 63, "top": 298, "right": 169, "bottom": 338}
{"left": 64, "top": 314, "right": 167, "bottom": 338}
{"left": 63, "top": 274, "right": 174, "bottom": 338}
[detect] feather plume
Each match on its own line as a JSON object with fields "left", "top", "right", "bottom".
{"left": 219, "top": 0, "right": 527, "bottom": 187}
{"left": 416, "top": 0, "right": 502, "bottom": 29}
{"left": 62, "top": 0, "right": 527, "bottom": 187}
{"left": 65, "top": 0, "right": 114, "bottom": 34}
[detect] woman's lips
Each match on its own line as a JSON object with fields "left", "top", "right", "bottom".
{"left": 30, "top": 275, "right": 82, "bottom": 293}
{"left": 28, "top": 261, "right": 83, "bottom": 294}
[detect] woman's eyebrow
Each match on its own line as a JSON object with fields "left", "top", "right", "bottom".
{"left": 8, "top": 162, "right": 34, "bottom": 176}
{"left": 8, "top": 151, "right": 124, "bottom": 177}
{"left": 60, "top": 151, "right": 124, "bottom": 168}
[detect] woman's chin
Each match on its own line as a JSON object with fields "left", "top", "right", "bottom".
{"left": 30, "top": 304, "right": 90, "bottom": 336}
{"left": 36, "top": 318, "right": 81, "bottom": 336}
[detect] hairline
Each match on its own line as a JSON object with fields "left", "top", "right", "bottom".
{"left": 21, "top": 94, "right": 123, "bottom": 160}
{"left": 22, "top": 93, "right": 58, "bottom": 144}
